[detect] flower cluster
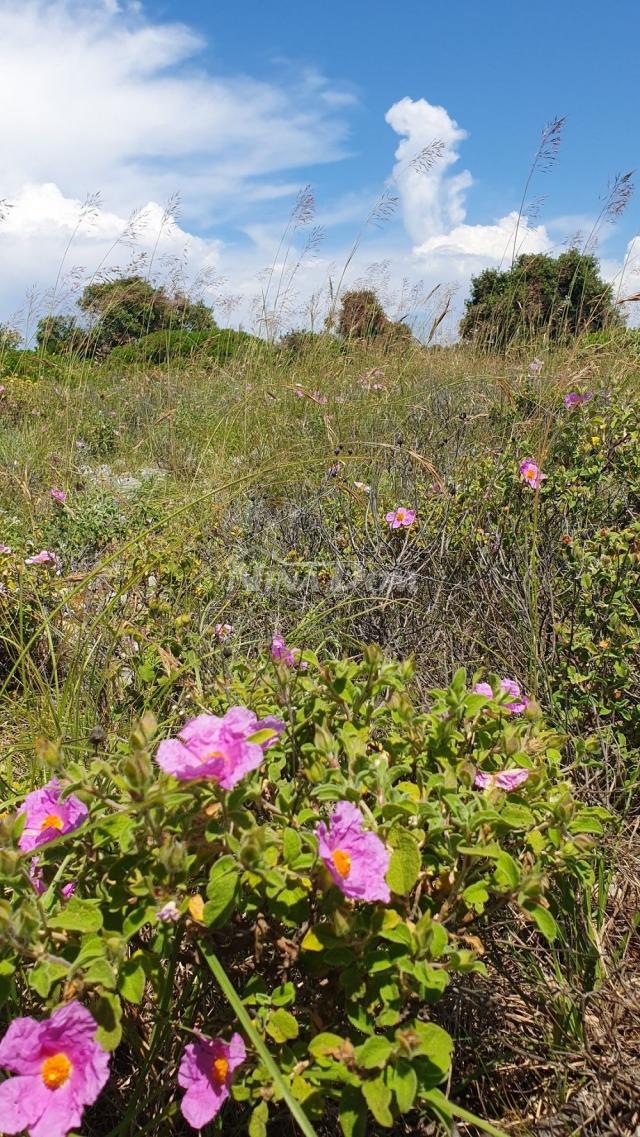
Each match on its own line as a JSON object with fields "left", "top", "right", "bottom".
{"left": 564, "top": 390, "right": 593, "bottom": 409}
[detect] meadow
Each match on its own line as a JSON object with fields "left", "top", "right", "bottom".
{"left": 0, "top": 321, "right": 638, "bottom": 1136}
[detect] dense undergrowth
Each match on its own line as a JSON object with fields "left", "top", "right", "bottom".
{"left": 0, "top": 334, "right": 638, "bottom": 1136}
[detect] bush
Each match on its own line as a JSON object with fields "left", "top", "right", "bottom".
{"left": 107, "top": 327, "right": 257, "bottom": 367}
{"left": 0, "top": 649, "right": 602, "bottom": 1135}
{"left": 460, "top": 250, "right": 621, "bottom": 347}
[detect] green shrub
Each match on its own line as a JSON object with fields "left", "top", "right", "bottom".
{"left": 0, "top": 650, "right": 602, "bottom": 1134}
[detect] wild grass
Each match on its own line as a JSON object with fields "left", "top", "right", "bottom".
{"left": 0, "top": 318, "right": 639, "bottom": 1134}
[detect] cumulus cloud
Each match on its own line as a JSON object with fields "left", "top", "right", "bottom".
{"left": 386, "top": 96, "right": 553, "bottom": 272}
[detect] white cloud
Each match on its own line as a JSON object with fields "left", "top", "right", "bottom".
{"left": 0, "top": 0, "right": 352, "bottom": 219}
{"left": 386, "top": 97, "right": 553, "bottom": 272}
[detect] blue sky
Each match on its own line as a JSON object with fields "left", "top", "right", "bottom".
{"left": 1, "top": 0, "right": 639, "bottom": 334}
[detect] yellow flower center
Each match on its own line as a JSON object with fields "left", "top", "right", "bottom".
{"left": 397, "top": 510, "right": 406, "bottom": 520}
{"left": 201, "top": 749, "right": 224, "bottom": 763}
{"left": 41, "top": 1053, "right": 72, "bottom": 1089}
{"left": 525, "top": 469, "right": 535, "bottom": 480}
{"left": 40, "top": 814, "right": 63, "bottom": 831}
{"left": 211, "top": 1056, "right": 229, "bottom": 1085}
{"left": 331, "top": 849, "right": 351, "bottom": 879}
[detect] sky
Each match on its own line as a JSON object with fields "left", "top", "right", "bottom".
{"left": 1, "top": 0, "right": 640, "bottom": 338}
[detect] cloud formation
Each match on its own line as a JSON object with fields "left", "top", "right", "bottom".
{"left": 1, "top": 3, "right": 636, "bottom": 336}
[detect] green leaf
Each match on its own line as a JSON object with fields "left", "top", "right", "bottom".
{"left": 362, "top": 1076, "right": 393, "bottom": 1127}
{"left": 392, "top": 1059, "right": 417, "bottom": 1113}
{"left": 283, "top": 826, "right": 302, "bottom": 864}
{"left": 248, "top": 1100, "right": 269, "bottom": 1137}
{"left": 266, "top": 1008, "right": 299, "bottom": 1043}
{"left": 525, "top": 903, "right": 558, "bottom": 942}
{"left": 308, "top": 1032, "right": 348, "bottom": 1060}
{"left": 119, "top": 957, "right": 146, "bottom": 1004}
{"left": 83, "top": 958, "right": 117, "bottom": 990}
{"left": 92, "top": 991, "right": 123, "bottom": 1051}
{"left": 462, "top": 881, "right": 490, "bottom": 914}
{"left": 493, "top": 851, "right": 520, "bottom": 891}
{"left": 123, "top": 905, "right": 155, "bottom": 940}
{"left": 48, "top": 898, "right": 103, "bottom": 933}
{"left": 355, "top": 1036, "right": 394, "bottom": 1070}
{"left": 204, "top": 855, "right": 239, "bottom": 928}
{"left": 28, "top": 959, "right": 69, "bottom": 998}
{"left": 339, "top": 1086, "right": 367, "bottom": 1137}
{"left": 386, "top": 830, "right": 421, "bottom": 895}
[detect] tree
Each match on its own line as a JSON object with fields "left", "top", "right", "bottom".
{"left": 460, "top": 250, "right": 621, "bottom": 347}
{"left": 36, "top": 315, "right": 83, "bottom": 355}
{"left": 77, "top": 276, "right": 216, "bottom": 354}
{"left": 332, "top": 289, "right": 412, "bottom": 343}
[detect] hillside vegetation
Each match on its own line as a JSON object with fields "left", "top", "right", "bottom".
{"left": 0, "top": 307, "right": 638, "bottom": 1137}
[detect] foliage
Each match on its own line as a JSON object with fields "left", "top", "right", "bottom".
{"left": 0, "top": 652, "right": 602, "bottom": 1134}
{"left": 333, "top": 290, "right": 412, "bottom": 344}
{"left": 460, "top": 250, "right": 621, "bottom": 347}
{"left": 106, "top": 327, "right": 256, "bottom": 367}
{"left": 35, "top": 276, "right": 217, "bottom": 357}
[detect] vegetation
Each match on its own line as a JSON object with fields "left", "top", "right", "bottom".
{"left": 460, "top": 250, "right": 620, "bottom": 348}
{"left": 35, "top": 275, "right": 217, "bottom": 358}
{"left": 0, "top": 313, "right": 638, "bottom": 1136}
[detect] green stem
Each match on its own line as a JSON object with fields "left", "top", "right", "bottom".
{"left": 448, "top": 1101, "right": 511, "bottom": 1137}
{"left": 201, "top": 946, "right": 318, "bottom": 1137}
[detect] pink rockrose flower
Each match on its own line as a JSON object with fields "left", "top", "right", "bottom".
{"left": 519, "top": 459, "right": 546, "bottom": 490}
{"left": 18, "top": 779, "right": 88, "bottom": 852}
{"left": 500, "top": 678, "right": 529, "bottom": 714}
{"left": 473, "top": 682, "right": 494, "bottom": 699}
{"left": 214, "top": 623, "right": 234, "bottom": 642}
{"left": 178, "top": 1032, "right": 246, "bottom": 1130}
{"left": 156, "top": 706, "right": 284, "bottom": 787}
{"left": 564, "top": 390, "right": 593, "bottom": 409}
{"left": 61, "top": 882, "right": 76, "bottom": 901}
{"left": 317, "top": 801, "right": 390, "bottom": 903}
{"left": 270, "top": 633, "right": 307, "bottom": 669}
{"left": 354, "top": 481, "right": 371, "bottom": 494}
{"left": 49, "top": 488, "right": 67, "bottom": 505}
{"left": 385, "top": 507, "right": 416, "bottom": 529}
{"left": 0, "top": 544, "right": 12, "bottom": 554}
{"left": 24, "top": 549, "right": 60, "bottom": 568}
{"left": 0, "top": 1001, "right": 110, "bottom": 1137}
{"left": 475, "top": 768, "right": 531, "bottom": 791}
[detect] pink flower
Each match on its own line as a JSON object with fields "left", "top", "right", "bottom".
{"left": 61, "top": 882, "right": 76, "bottom": 901}
{"left": 317, "top": 801, "right": 390, "bottom": 903}
{"left": 28, "top": 860, "right": 76, "bottom": 900}
{"left": 49, "top": 489, "right": 67, "bottom": 505}
{"left": 354, "top": 481, "right": 371, "bottom": 494}
{"left": 0, "top": 544, "right": 12, "bottom": 554}
{"left": 564, "top": 391, "right": 593, "bottom": 409}
{"left": 385, "top": 507, "right": 416, "bottom": 529}
{"left": 475, "top": 768, "right": 530, "bottom": 791}
{"left": 271, "top": 633, "right": 307, "bottom": 669}
{"left": 500, "top": 678, "right": 528, "bottom": 714}
{"left": 528, "top": 358, "right": 543, "bottom": 377}
{"left": 0, "top": 1001, "right": 110, "bottom": 1137}
{"left": 18, "top": 779, "right": 88, "bottom": 852}
{"left": 214, "top": 623, "right": 234, "bottom": 642}
{"left": 178, "top": 1032, "right": 246, "bottom": 1129}
{"left": 473, "top": 682, "right": 494, "bottom": 699}
{"left": 519, "top": 460, "right": 545, "bottom": 490}
{"left": 24, "top": 550, "right": 60, "bottom": 568}
{"left": 156, "top": 706, "right": 284, "bottom": 787}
